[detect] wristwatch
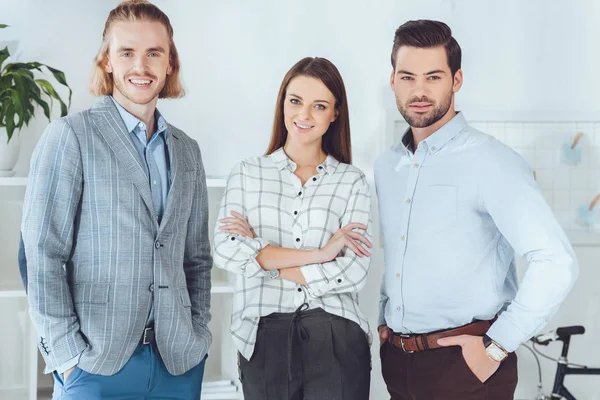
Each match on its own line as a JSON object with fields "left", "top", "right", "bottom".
{"left": 483, "top": 334, "right": 508, "bottom": 362}
{"left": 268, "top": 269, "right": 280, "bottom": 279}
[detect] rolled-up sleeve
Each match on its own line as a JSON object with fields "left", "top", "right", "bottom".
{"left": 213, "top": 162, "right": 270, "bottom": 279}
{"left": 301, "top": 175, "right": 372, "bottom": 297}
{"left": 480, "top": 145, "right": 579, "bottom": 352}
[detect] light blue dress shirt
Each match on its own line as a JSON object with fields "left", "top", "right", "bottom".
{"left": 111, "top": 96, "right": 170, "bottom": 221}
{"left": 375, "top": 112, "right": 578, "bottom": 352}
{"left": 55, "top": 98, "right": 170, "bottom": 375}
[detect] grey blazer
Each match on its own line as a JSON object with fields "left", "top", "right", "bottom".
{"left": 21, "top": 96, "right": 212, "bottom": 376}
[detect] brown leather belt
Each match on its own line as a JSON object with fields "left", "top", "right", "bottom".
{"left": 389, "top": 318, "right": 496, "bottom": 353}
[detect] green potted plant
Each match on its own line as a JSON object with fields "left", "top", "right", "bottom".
{"left": 0, "top": 23, "right": 72, "bottom": 176}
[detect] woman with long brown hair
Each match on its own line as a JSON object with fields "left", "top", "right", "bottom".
{"left": 213, "top": 57, "right": 373, "bottom": 400}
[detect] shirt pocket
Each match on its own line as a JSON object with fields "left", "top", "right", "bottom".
{"left": 419, "top": 185, "right": 458, "bottom": 233}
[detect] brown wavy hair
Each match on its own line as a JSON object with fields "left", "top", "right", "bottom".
{"left": 265, "top": 57, "right": 352, "bottom": 165}
{"left": 89, "top": 0, "right": 184, "bottom": 98}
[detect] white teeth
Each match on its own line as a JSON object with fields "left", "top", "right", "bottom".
{"left": 296, "top": 123, "right": 311, "bottom": 129}
{"left": 131, "top": 79, "right": 151, "bottom": 85}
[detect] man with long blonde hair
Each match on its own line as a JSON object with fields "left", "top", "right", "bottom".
{"left": 21, "top": 1, "right": 212, "bottom": 398}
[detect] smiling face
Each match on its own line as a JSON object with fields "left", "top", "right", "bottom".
{"left": 283, "top": 75, "right": 338, "bottom": 147}
{"left": 104, "top": 20, "right": 173, "bottom": 107}
{"left": 391, "top": 45, "right": 462, "bottom": 128}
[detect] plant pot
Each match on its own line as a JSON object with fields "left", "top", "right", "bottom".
{"left": 0, "top": 127, "right": 20, "bottom": 177}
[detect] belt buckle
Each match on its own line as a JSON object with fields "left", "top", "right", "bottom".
{"left": 399, "top": 334, "right": 414, "bottom": 354}
{"left": 142, "top": 327, "right": 152, "bottom": 345}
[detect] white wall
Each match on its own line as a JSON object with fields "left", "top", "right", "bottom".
{"left": 2, "top": 0, "right": 600, "bottom": 399}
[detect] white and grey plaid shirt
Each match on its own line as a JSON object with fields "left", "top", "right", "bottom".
{"left": 213, "top": 148, "right": 373, "bottom": 359}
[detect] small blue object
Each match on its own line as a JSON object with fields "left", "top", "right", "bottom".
{"left": 561, "top": 142, "right": 582, "bottom": 166}
{"left": 575, "top": 205, "right": 597, "bottom": 227}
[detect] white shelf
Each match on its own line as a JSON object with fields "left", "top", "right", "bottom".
{"left": 0, "top": 282, "right": 26, "bottom": 298}
{"left": 0, "top": 176, "right": 227, "bottom": 188}
{"left": 0, "top": 281, "right": 234, "bottom": 298}
{"left": 203, "top": 393, "right": 243, "bottom": 400}
{"left": 0, "top": 177, "right": 28, "bottom": 186}
{"left": 211, "top": 280, "right": 235, "bottom": 294}
{"left": 206, "top": 175, "right": 227, "bottom": 188}
{"left": 202, "top": 380, "right": 243, "bottom": 400}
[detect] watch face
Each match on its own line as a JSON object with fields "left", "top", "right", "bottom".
{"left": 269, "top": 269, "right": 279, "bottom": 279}
{"left": 486, "top": 343, "right": 508, "bottom": 362}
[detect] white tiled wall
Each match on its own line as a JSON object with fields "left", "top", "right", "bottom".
{"left": 392, "top": 120, "right": 600, "bottom": 234}
{"left": 471, "top": 121, "right": 600, "bottom": 233}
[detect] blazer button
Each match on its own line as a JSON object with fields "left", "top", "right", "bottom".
{"left": 155, "top": 241, "right": 161, "bottom": 249}
{"left": 149, "top": 283, "right": 154, "bottom": 292}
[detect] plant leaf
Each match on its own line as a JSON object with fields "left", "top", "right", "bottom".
{"left": 0, "top": 46, "right": 9, "bottom": 70}
{"left": 45, "top": 66, "right": 72, "bottom": 107}
{"left": 36, "top": 79, "right": 68, "bottom": 116}
{"left": 5, "top": 103, "right": 15, "bottom": 142}
{"left": 0, "top": 24, "right": 8, "bottom": 29}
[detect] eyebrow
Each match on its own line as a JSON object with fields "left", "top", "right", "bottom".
{"left": 397, "top": 69, "right": 446, "bottom": 75}
{"left": 288, "top": 93, "right": 331, "bottom": 104}
{"left": 116, "top": 46, "right": 167, "bottom": 53}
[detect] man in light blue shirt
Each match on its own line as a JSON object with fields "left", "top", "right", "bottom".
{"left": 376, "top": 20, "right": 578, "bottom": 400}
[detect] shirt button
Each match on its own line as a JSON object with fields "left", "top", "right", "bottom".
{"left": 432, "top": 146, "right": 437, "bottom": 151}
{"left": 396, "top": 306, "right": 401, "bottom": 311}
{"left": 230, "top": 236, "right": 236, "bottom": 241}
{"left": 400, "top": 235, "right": 406, "bottom": 241}
{"left": 337, "top": 278, "right": 342, "bottom": 283}
{"left": 396, "top": 273, "right": 400, "bottom": 279}
{"left": 297, "top": 287, "right": 302, "bottom": 292}
{"left": 155, "top": 241, "right": 161, "bottom": 249}
{"left": 312, "top": 177, "right": 317, "bottom": 182}
{"left": 149, "top": 283, "right": 154, "bottom": 292}
{"left": 296, "top": 238, "right": 301, "bottom": 243}
{"left": 298, "top": 191, "right": 302, "bottom": 196}
{"left": 318, "top": 166, "right": 323, "bottom": 170}
{"left": 152, "top": 180, "right": 157, "bottom": 185}
{"left": 404, "top": 198, "right": 411, "bottom": 204}
{"left": 294, "top": 211, "right": 298, "bottom": 215}
{"left": 413, "top": 162, "right": 420, "bottom": 168}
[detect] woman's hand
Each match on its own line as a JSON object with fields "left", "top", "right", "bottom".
{"left": 319, "top": 223, "right": 372, "bottom": 262}
{"left": 219, "top": 211, "right": 256, "bottom": 239}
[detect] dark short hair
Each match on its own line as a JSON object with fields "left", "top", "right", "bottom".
{"left": 391, "top": 20, "right": 461, "bottom": 76}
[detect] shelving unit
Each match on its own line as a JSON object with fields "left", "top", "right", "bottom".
{"left": 0, "top": 176, "right": 243, "bottom": 400}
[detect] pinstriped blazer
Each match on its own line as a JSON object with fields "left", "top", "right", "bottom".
{"left": 21, "top": 96, "right": 212, "bottom": 376}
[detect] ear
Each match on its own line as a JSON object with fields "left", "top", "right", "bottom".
{"left": 331, "top": 109, "right": 339, "bottom": 123}
{"left": 167, "top": 57, "right": 173, "bottom": 76}
{"left": 452, "top": 69, "right": 463, "bottom": 93}
{"left": 389, "top": 69, "right": 396, "bottom": 90}
{"left": 103, "top": 56, "right": 113, "bottom": 74}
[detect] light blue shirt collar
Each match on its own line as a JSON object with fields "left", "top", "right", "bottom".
{"left": 396, "top": 111, "right": 468, "bottom": 155}
{"left": 110, "top": 96, "right": 168, "bottom": 138}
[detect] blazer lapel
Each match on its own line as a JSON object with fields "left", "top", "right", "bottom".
{"left": 90, "top": 96, "right": 158, "bottom": 221}
{"left": 158, "top": 125, "right": 185, "bottom": 231}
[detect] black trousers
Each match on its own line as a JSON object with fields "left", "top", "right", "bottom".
{"left": 239, "top": 306, "right": 371, "bottom": 400}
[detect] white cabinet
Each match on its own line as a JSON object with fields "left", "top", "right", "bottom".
{"left": 0, "top": 177, "right": 243, "bottom": 399}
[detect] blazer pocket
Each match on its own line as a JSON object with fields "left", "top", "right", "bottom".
{"left": 72, "top": 283, "right": 110, "bottom": 304}
{"left": 179, "top": 288, "right": 192, "bottom": 307}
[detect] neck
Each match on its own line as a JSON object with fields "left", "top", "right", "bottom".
{"left": 283, "top": 140, "right": 327, "bottom": 167}
{"left": 112, "top": 91, "right": 158, "bottom": 141}
{"left": 412, "top": 105, "right": 457, "bottom": 149}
